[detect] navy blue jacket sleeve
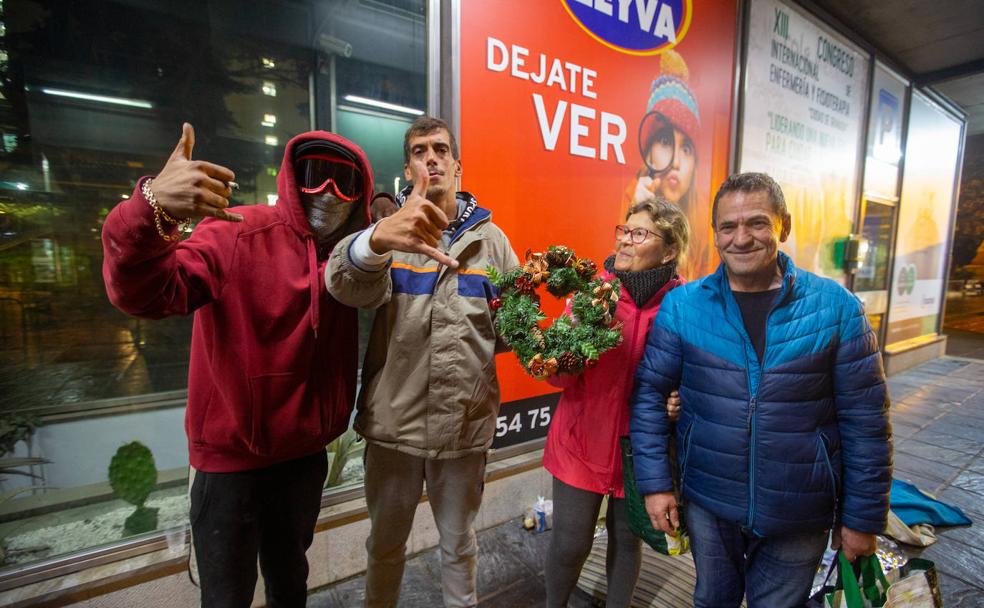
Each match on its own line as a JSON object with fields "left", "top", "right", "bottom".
{"left": 833, "top": 294, "right": 893, "bottom": 533}
{"left": 630, "top": 291, "right": 684, "bottom": 495}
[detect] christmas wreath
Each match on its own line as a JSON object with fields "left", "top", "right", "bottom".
{"left": 489, "top": 246, "right": 623, "bottom": 379}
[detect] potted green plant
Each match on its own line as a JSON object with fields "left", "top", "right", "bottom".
{"left": 108, "top": 442, "right": 159, "bottom": 536}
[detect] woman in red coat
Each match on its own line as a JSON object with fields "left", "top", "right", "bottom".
{"left": 544, "top": 197, "right": 690, "bottom": 607}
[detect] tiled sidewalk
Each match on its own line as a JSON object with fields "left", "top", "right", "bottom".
{"left": 884, "top": 357, "right": 984, "bottom": 607}
{"left": 310, "top": 356, "right": 984, "bottom": 607}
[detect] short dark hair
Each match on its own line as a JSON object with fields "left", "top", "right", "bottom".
{"left": 711, "top": 172, "right": 788, "bottom": 227}
{"left": 403, "top": 116, "right": 459, "bottom": 164}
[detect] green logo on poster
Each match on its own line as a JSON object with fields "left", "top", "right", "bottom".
{"left": 896, "top": 264, "right": 916, "bottom": 296}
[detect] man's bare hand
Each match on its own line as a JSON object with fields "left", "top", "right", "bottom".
{"left": 150, "top": 123, "right": 242, "bottom": 222}
{"left": 644, "top": 492, "right": 679, "bottom": 535}
{"left": 369, "top": 160, "right": 458, "bottom": 268}
{"left": 666, "top": 390, "right": 682, "bottom": 422}
{"left": 832, "top": 526, "right": 876, "bottom": 562}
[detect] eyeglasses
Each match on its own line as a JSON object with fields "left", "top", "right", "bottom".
{"left": 295, "top": 152, "right": 364, "bottom": 202}
{"left": 614, "top": 225, "right": 664, "bottom": 245}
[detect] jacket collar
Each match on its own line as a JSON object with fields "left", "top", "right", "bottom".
{"left": 704, "top": 251, "right": 797, "bottom": 301}
{"left": 447, "top": 192, "right": 487, "bottom": 246}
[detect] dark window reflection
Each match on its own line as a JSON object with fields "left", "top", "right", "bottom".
{"left": 855, "top": 200, "right": 896, "bottom": 292}
{"left": 0, "top": 0, "right": 425, "bottom": 414}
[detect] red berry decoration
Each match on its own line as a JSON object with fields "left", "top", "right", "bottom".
{"left": 585, "top": 358, "right": 598, "bottom": 369}
{"left": 490, "top": 297, "right": 502, "bottom": 311}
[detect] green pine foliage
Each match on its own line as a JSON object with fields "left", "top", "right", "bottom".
{"left": 545, "top": 267, "right": 581, "bottom": 297}
{"left": 490, "top": 249, "right": 623, "bottom": 375}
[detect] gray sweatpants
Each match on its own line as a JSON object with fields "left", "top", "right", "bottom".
{"left": 363, "top": 443, "right": 486, "bottom": 608}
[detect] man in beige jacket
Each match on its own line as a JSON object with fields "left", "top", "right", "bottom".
{"left": 326, "top": 116, "right": 519, "bottom": 608}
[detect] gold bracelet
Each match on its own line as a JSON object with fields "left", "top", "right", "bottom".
{"left": 142, "top": 178, "right": 191, "bottom": 241}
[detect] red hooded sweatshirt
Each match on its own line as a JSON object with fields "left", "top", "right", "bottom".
{"left": 102, "top": 132, "right": 372, "bottom": 472}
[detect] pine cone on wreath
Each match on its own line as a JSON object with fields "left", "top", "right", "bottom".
{"left": 514, "top": 275, "right": 535, "bottom": 295}
{"left": 557, "top": 351, "right": 582, "bottom": 372}
{"left": 546, "top": 246, "right": 575, "bottom": 268}
{"left": 530, "top": 326, "right": 546, "bottom": 348}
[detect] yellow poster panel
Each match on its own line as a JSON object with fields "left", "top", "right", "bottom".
{"left": 739, "top": 0, "right": 869, "bottom": 280}
{"left": 885, "top": 93, "right": 963, "bottom": 346}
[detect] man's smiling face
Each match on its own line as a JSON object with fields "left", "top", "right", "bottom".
{"left": 713, "top": 189, "right": 790, "bottom": 285}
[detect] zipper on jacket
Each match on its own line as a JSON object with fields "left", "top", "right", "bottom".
{"left": 745, "top": 396, "right": 757, "bottom": 529}
{"left": 680, "top": 419, "right": 696, "bottom": 487}
{"left": 746, "top": 397, "right": 755, "bottom": 435}
{"left": 718, "top": 265, "right": 790, "bottom": 533}
{"left": 819, "top": 432, "right": 839, "bottom": 520}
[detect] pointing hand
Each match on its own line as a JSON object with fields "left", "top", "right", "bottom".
{"left": 369, "top": 159, "right": 458, "bottom": 268}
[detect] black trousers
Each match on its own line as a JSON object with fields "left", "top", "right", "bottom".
{"left": 190, "top": 450, "right": 328, "bottom": 608}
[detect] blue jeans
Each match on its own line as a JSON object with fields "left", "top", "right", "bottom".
{"left": 686, "top": 501, "right": 829, "bottom": 608}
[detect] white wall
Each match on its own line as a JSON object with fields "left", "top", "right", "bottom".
{"left": 1, "top": 407, "right": 187, "bottom": 493}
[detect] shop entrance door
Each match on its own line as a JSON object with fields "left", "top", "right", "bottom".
{"left": 854, "top": 198, "right": 899, "bottom": 346}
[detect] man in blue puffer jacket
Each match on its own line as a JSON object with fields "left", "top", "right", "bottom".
{"left": 630, "top": 172, "right": 892, "bottom": 608}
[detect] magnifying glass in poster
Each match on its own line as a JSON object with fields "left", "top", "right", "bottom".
{"left": 637, "top": 111, "right": 676, "bottom": 177}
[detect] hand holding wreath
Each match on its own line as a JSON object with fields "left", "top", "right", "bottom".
{"left": 489, "top": 246, "right": 623, "bottom": 379}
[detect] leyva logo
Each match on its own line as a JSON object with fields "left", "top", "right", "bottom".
{"left": 562, "top": 0, "right": 692, "bottom": 56}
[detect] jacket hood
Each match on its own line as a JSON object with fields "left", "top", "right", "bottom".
{"left": 275, "top": 131, "right": 373, "bottom": 237}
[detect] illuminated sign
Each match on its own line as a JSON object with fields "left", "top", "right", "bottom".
{"left": 561, "top": 0, "right": 692, "bottom": 55}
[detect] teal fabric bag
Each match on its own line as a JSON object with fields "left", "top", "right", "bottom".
{"left": 890, "top": 478, "right": 971, "bottom": 527}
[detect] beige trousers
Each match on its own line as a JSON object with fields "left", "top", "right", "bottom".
{"left": 363, "top": 443, "right": 486, "bottom": 608}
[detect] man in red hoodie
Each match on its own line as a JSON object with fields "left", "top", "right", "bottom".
{"left": 102, "top": 123, "right": 449, "bottom": 607}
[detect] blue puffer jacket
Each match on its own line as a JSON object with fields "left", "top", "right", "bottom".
{"left": 630, "top": 253, "right": 892, "bottom": 536}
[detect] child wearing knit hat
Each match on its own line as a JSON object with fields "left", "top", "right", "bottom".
{"left": 629, "top": 50, "right": 700, "bottom": 209}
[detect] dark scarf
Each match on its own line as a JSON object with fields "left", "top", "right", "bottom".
{"left": 604, "top": 255, "right": 677, "bottom": 307}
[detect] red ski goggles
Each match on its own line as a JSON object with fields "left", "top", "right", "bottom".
{"left": 295, "top": 152, "right": 364, "bottom": 202}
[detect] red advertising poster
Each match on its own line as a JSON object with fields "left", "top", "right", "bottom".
{"left": 460, "top": 0, "right": 737, "bottom": 407}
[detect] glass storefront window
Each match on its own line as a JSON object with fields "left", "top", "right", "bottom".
{"left": 0, "top": 0, "right": 425, "bottom": 572}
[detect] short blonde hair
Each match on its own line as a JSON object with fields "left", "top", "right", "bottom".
{"left": 626, "top": 197, "right": 691, "bottom": 268}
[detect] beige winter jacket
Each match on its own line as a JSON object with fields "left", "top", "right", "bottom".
{"left": 326, "top": 204, "right": 519, "bottom": 459}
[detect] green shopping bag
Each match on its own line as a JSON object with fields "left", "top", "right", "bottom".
{"left": 619, "top": 436, "right": 689, "bottom": 555}
{"left": 824, "top": 553, "right": 890, "bottom": 608}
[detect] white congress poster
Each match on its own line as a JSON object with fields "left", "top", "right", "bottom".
{"left": 740, "top": 0, "right": 869, "bottom": 280}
